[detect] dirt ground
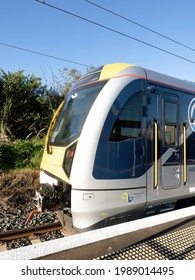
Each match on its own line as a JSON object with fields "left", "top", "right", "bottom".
{"left": 0, "top": 170, "right": 39, "bottom": 208}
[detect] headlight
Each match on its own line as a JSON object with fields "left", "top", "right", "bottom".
{"left": 64, "top": 142, "right": 77, "bottom": 177}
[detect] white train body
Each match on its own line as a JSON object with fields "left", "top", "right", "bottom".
{"left": 38, "top": 63, "right": 195, "bottom": 231}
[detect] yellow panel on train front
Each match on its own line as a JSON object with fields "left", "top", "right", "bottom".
{"left": 40, "top": 146, "right": 69, "bottom": 183}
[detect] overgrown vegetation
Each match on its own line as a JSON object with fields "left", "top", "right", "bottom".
{"left": 0, "top": 170, "right": 39, "bottom": 208}
{"left": 0, "top": 69, "right": 64, "bottom": 141}
{"left": 0, "top": 139, "right": 44, "bottom": 172}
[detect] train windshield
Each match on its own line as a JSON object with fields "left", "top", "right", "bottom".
{"left": 49, "top": 80, "right": 107, "bottom": 146}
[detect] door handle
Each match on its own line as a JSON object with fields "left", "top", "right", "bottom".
{"left": 153, "top": 121, "right": 158, "bottom": 189}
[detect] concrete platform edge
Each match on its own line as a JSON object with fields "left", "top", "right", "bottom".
{"left": 0, "top": 206, "right": 195, "bottom": 260}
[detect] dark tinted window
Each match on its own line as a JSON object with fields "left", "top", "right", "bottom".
{"left": 110, "top": 91, "right": 142, "bottom": 141}
{"left": 49, "top": 80, "right": 107, "bottom": 146}
{"left": 165, "top": 101, "right": 177, "bottom": 123}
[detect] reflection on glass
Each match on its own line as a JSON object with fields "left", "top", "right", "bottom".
{"left": 50, "top": 81, "right": 107, "bottom": 146}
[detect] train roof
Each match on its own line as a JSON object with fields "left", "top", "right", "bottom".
{"left": 143, "top": 67, "right": 195, "bottom": 94}
{"left": 74, "top": 63, "right": 195, "bottom": 94}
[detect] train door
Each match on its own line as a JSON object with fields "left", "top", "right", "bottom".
{"left": 161, "top": 94, "right": 181, "bottom": 189}
{"left": 146, "top": 85, "right": 181, "bottom": 206}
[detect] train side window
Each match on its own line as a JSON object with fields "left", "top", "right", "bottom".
{"left": 164, "top": 125, "right": 176, "bottom": 145}
{"left": 110, "top": 91, "right": 142, "bottom": 141}
{"left": 164, "top": 100, "right": 178, "bottom": 146}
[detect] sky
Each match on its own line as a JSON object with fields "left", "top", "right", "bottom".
{"left": 1, "top": 0, "right": 195, "bottom": 87}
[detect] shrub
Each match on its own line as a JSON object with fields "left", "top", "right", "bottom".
{"left": 0, "top": 144, "right": 17, "bottom": 170}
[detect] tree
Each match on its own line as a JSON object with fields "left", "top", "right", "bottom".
{"left": 56, "top": 67, "right": 82, "bottom": 95}
{"left": 0, "top": 77, "right": 6, "bottom": 141}
{"left": 52, "top": 66, "right": 95, "bottom": 95}
{"left": 0, "top": 70, "right": 48, "bottom": 140}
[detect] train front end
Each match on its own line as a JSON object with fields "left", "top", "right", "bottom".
{"left": 36, "top": 63, "right": 133, "bottom": 231}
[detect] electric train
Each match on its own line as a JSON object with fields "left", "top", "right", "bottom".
{"left": 36, "top": 63, "right": 195, "bottom": 232}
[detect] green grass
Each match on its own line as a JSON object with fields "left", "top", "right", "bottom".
{"left": 0, "top": 139, "right": 45, "bottom": 172}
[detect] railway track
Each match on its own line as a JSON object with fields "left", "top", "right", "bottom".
{"left": 0, "top": 221, "right": 62, "bottom": 251}
{"left": 0, "top": 210, "right": 76, "bottom": 252}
